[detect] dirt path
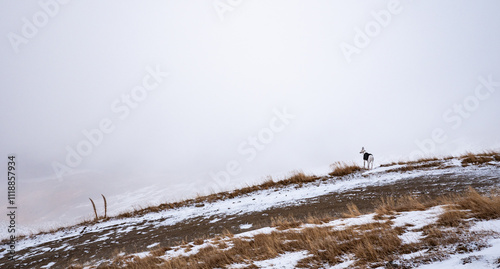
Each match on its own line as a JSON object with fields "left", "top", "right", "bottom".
{"left": 3, "top": 168, "right": 499, "bottom": 268}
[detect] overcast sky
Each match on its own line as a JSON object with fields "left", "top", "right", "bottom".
{"left": 1, "top": 0, "right": 500, "bottom": 233}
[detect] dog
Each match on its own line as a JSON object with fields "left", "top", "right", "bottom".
{"left": 360, "top": 147, "right": 374, "bottom": 169}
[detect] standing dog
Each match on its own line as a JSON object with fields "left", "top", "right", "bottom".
{"left": 360, "top": 147, "right": 374, "bottom": 169}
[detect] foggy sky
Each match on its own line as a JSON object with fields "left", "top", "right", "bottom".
{"left": 1, "top": 0, "right": 500, "bottom": 234}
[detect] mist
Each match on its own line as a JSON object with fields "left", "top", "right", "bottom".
{"left": 1, "top": 0, "right": 500, "bottom": 235}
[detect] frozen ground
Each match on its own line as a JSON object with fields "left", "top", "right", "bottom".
{"left": 97, "top": 205, "right": 500, "bottom": 268}
{"left": 1, "top": 158, "right": 499, "bottom": 268}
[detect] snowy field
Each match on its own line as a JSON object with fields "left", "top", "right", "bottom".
{"left": 92, "top": 206, "right": 500, "bottom": 268}
{"left": 1, "top": 159, "right": 499, "bottom": 268}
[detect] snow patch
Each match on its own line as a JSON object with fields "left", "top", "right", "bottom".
{"left": 330, "top": 259, "right": 356, "bottom": 269}
{"left": 147, "top": 242, "right": 160, "bottom": 249}
{"left": 470, "top": 219, "right": 500, "bottom": 233}
{"left": 236, "top": 227, "right": 276, "bottom": 238}
{"left": 133, "top": 251, "right": 150, "bottom": 258}
{"left": 239, "top": 223, "right": 253, "bottom": 230}
{"left": 400, "top": 231, "right": 424, "bottom": 244}
{"left": 416, "top": 238, "right": 500, "bottom": 268}
{"left": 253, "top": 251, "right": 311, "bottom": 269}
{"left": 392, "top": 206, "right": 444, "bottom": 230}
{"left": 40, "top": 262, "right": 56, "bottom": 268}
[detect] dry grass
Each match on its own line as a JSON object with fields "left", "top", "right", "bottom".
{"left": 17, "top": 152, "right": 500, "bottom": 268}
{"left": 16, "top": 151, "right": 498, "bottom": 245}
{"left": 113, "top": 171, "right": 318, "bottom": 220}
{"left": 460, "top": 151, "right": 500, "bottom": 166}
{"left": 271, "top": 216, "right": 302, "bottom": 230}
{"left": 4, "top": 172, "right": 315, "bottom": 244}
{"left": 342, "top": 203, "right": 361, "bottom": 218}
{"left": 454, "top": 187, "right": 500, "bottom": 220}
{"left": 380, "top": 156, "right": 441, "bottom": 167}
{"left": 405, "top": 157, "right": 441, "bottom": 164}
{"left": 381, "top": 151, "right": 500, "bottom": 171}
{"left": 281, "top": 171, "right": 317, "bottom": 185}
{"left": 385, "top": 161, "right": 443, "bottom": 173}
{"left": 420, "top": 226, "right": 462, "bottom": 249}
{"left": 79, "top": 188, "right": 500, "bottom": 269}
{"left": 375, "top": 195, "right": 427, "bottom": 217}
{"left": 353, "top": 226, "right": 402, "bottom": 263}
{"left": 375, "top": 188, "right": 500, "bottom": 222}
{"left": 329, "top": 162, "right": 362, "bottom": 177}
{"left": 114, "top": 223, "right": 407, "bottom": 268}
{"left": 436, "top": 209, "right": 468, "bottom": 227}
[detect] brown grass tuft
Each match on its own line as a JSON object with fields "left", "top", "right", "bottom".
{"left": 381, "top": 151, "right": 499, "bottom": 172}
{"left": 111, "top": 172, "right": 319, "bottom": 221}
{"left": 455, "top": 187, "right": 500, "bottom": 220}
{"left": 271, "top": 216, "right": 302, "bottom": 230}
{"left": 381, "top": 157, "right": 440, "bottom": 168}
{"left": 329, "top": 162, "right": 362, "bottom": 177}
{"left": 193, "top": 238, "right": 205, "bottom": 245}
{"left": 436, "top": 209, "right": 468, "bottom": 227}
{"left": 385, "top": 161, "right": 443, "bottom": 173}
{"left": 150, "top": 246, "right": 170, "bottom": 257}
{"left": 421, "top": 225, "right": 462, "bottom": 248}
{"left": 460, "top": 151, "right": 500, "bottom": 166}
{"left": 92, "top": 151, "right": 499, "bottom": 229}
{"left": 343, "top": 203, "right": 361, "bottom": 218}
{"left": 375, "top": 195, "right": 427, "bottom": 217}
{"left": 353, "top": 227, "right": 401, "bottom": 263}
{"left": 93, "top": 188, "right": 500, "bottom": 269}
{"left": 281, "top": 171, "right": 317, "bottom": 185}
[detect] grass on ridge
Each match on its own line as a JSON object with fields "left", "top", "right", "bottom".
{"left": 329, "top": 161, "right": 363, "bottom": 177}
{"left": 380, "top": 150, "right": 500, "bottom": 172}
{"left": 86, "top": 188, "right": 500, "bottom": 269}
{"left": 460, "top": 151, "right": 500, "bottom": 166}
{"left": 14, "top": 151, "right": 499, "bottom": 246}
{"left": 117, "top": 171, "right": 319, "bottom": 219}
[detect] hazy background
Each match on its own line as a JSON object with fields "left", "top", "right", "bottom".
{"left": 1, "top": 0, "right": 500, "bottom": 236}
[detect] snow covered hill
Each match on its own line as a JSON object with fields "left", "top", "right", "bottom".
{"left": 1, "top": 153, "right": 499, "bottom": 268}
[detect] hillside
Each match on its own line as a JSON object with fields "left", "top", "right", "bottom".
{"left": 1, "top": 152, "right": 499, "bottom": 268}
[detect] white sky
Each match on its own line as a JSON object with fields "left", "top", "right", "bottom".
{"left": 1, "top": 0, "right": 500, "bottom": 231}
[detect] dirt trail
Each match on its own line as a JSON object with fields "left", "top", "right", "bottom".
{"left": 2, "top": 167, "right": 499, "bottom": 268}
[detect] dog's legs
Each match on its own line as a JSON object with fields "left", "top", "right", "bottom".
{"left": 369, "top": 156, "right": 374, "bottom": 169}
